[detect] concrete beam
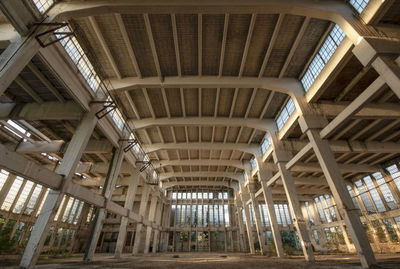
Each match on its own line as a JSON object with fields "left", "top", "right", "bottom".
{"left": 109, "top": 76, "right": 303, "bottom": 98}
{"left": 162, "top": 180, "right": 232, "bottom": 189}
{"left": 319, "top": 77, "right": 386, "bottom": 139}
{"left": 159, "top": 171, "right": 243, "bottom": 181}
{"left": 50, "top": 0, "right": 376, "bottom": 43}
{"left": 0, "top": 1, "right": 43, "bottom": 95}
{"left": 0, "top": 136, "right": 146, "bottom": 264}
{"left": 152, "top": 159, "right": 245, "bottom": 170}
{"left": 281, "top": 139, "right": 400, "bottom": 154}
{"left": 143, "top": 142, "right": 261, "bottom": 156}
{"left": 0, "top": 1, "right": 38, "bottom": 35}
{"left": 0, "top": 101, "right": 83, "bottom": 121}
{"left": 14, "top": 139, "right": 113, "bottom": 154}
{"left": 0, "top": 144, "right": 62, "bottom": 190}
{"left": 292, "top": 162, "right": 379, "bottom": 173}
{"left": 38, "top": 45, "right": 93, "bottom": 111}
{"left": 315, "top": 102, "right": 400, "bottom": 119}
{"left": 129, "top": 117, "right": 275, "bottom": 132}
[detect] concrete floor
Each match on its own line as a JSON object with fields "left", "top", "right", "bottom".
{"left": 16, "top": 253, "right": 400, "bottom": 269}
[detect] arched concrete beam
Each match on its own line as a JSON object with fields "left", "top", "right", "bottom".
{"left": 142, "top": 142, "right": 262, "bottom": 157}
{"left": 159, "top": 171, "right": 244, "bottom": 182}
{"left": 152, "top": 159, "right": 245, "bottom": 170}
{"left": 49, "top": 0, "right": 380, "bottom": 43}
{"left": 129, "top": 117, "right": 276, "bottom": 133}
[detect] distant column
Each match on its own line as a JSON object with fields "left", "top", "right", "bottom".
{"left": 114, "top": 168, "right": 140, "bottom": 258}
{"left": 132, "top": 184, "right": 151, "bottom": 254}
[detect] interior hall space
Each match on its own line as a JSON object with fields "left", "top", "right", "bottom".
{"left": 0, "top": 0, "right": 400, "bottom": 268}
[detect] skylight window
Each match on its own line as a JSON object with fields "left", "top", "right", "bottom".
{"left": 276, "top": 98, "right": 296, "bottom": 131}
{"left": 32, "top": 0, "right": 54, "bottom": 13}
{"left": 261, "top": 133, "right": 271, "bottom": 155}
{"left": 24, "top": 185, "right": 43, "bottom": 215}
{"left": 260, "top": 204, "right": 270, "bottom": 226}
{"left": 250, "top": 158, "right": 257, "bottom": 171}
{"left": 55, "top": 26, "right": 103, "bottom": 96}
{"left": 347, "top": 185, "right": 360, "bottom": 209}
{"left": 301, "top": 25, "right": 345, "bottom": 91}
{"left": 1, "top": 177, "right": 24, "bottom": 211}
{"left": 372, "top": 172, "right": 397, "bottom": 210}
{"left": 0, "top": 170, "right": 9, "bottom": 191}
{"left": 355, "top": 179, "right": 376, "bottom": 214}
{"left": 350, "top": 0, "right": 370, "bottom": 14}
{"left": 55, "top": 26, "right": 158, "bottom": 188}
{"left": 363, "top": 175, "right": 386, "bottom": 212}
{"left": 4, "top": 120, "right": 31, "bottom": 141}
{"left": 13, "top": 181, "right": 34, "bottom": 214}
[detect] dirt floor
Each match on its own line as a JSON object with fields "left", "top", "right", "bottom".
{"left": 2, "top": 253, "right": 399, "bottom": 269}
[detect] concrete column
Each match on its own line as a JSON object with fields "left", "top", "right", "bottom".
{"left": 299, "top": 116, "right": 376, "bottom": 269}
{"left": 84, "top": 131, "right": 129, "bottom": 262}
{"left": 172, "top": 192, "right": 178, "bottom": 252}
{"left": 258, "top": 164, "right": 284, "bottom": 257}
{"left": 234, "top": 201, "right": 245, "bottom": 252}
{"left": 240, "top": 186, "right": 255, "bottom": 254}
{"left": 161, "top": 203, "right": 171, "bottom": 252}
{"left": 270, "top": 137, "right": 314, "bottom": 261}
{"left": 309, "top": 201, "right": 328, "bottom": 248}
{"left": 144, "top": 195, "right": 158, "bottom": 254}
{"left": 71, "top": 203, "right": 90, "bottom": 252}
{"left": 189, "top": 195, "right": 193, "bottom": 252}
{"left": 248, "top": 182, "right": 266, "bottom": 254}
{"left": 20, "top": 105, "right": 99, "bottom": 269}
{"left": 152, "top": 201, "right": 163, "bottom": 253}
{"left": 114, "top": 168, "right": 140, "bottom": 258}
{"left": 132, "top": 184, "right": 151, "bottom": 254}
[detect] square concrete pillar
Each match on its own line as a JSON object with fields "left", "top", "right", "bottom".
{"left": 20, "top": 106, "right": 99, "bottom": 269}
{"left": 115, "top": 168, "right": 140, "bottom": 258}
{"left": 84, "top": 131, "right": 129, "bottom": 262}
{"left": 144, "top": 195, "right": 159, "bottom": 254}
{"left": 299, "top": 116, "right": 376, "bottom": 269}
{"left": 248, "top": 182, "right": 266, "bottom": 254}
{"left": 132, "top": 184, "right": 151, "bottom": 254}
{"left": 270, "top": 139, "right": 315, "bottom": 261}
{"left": 239, "top": 186, "right": 255, "bottom": 254}
{"left": 257, "top": 164, "right": 284, "bottom": 258}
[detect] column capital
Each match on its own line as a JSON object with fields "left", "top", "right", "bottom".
{"left": 298, "top": 115, "right": 328, "bottom": 133}
{"left": 272, "top": 149, "right": 291, "bottom": 164}
{"left": 247, "top": 182, "right": 258, "bottom": 193}
{"left": 352, "top": 37, "right": 400, "bottom": 67}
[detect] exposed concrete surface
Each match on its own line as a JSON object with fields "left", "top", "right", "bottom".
{"left": 4, "top": 253, "right": 399, "bottom": 269}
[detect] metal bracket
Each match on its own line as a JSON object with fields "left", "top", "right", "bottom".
{"left": 136, "top": 161, "right": 151, "bottom": 172}
{"left": 34, "top": 22, "right": 74, "bottom": 48}
{"left": 95, "top": 101, "right": 117, "bottom": 119}
{"left": 121, "top": 139, "right": 138, "bottom": 152}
